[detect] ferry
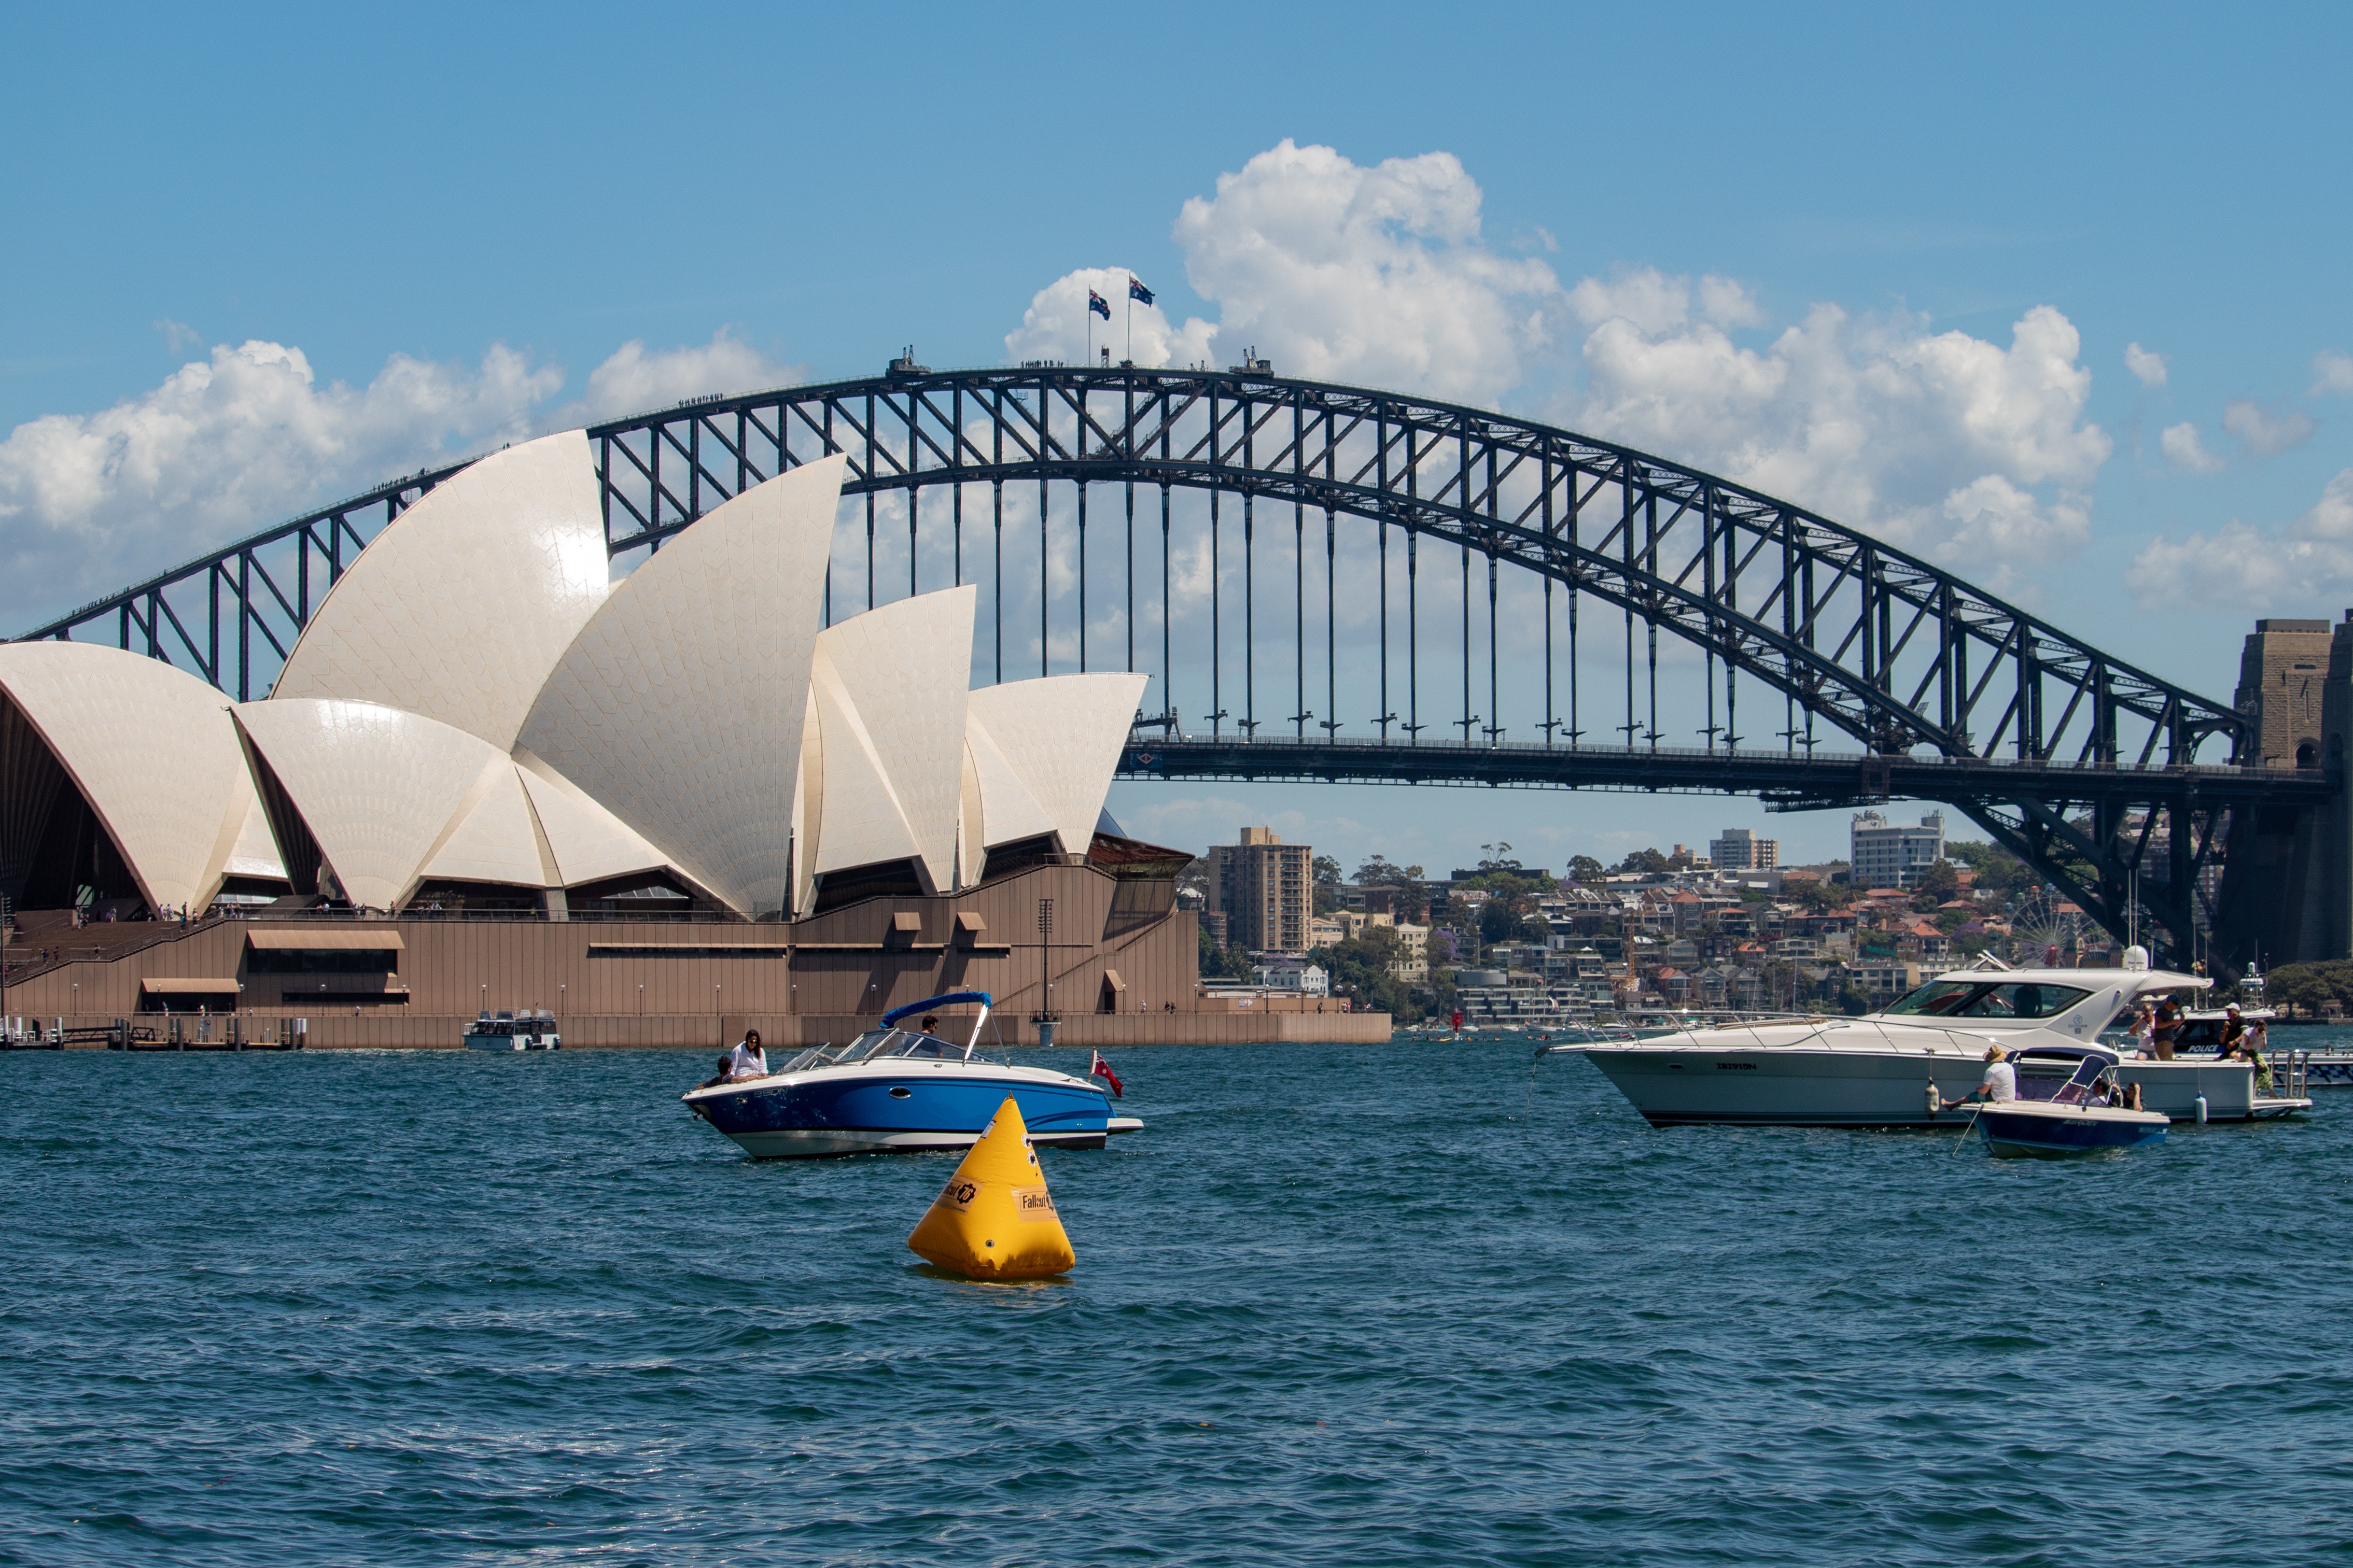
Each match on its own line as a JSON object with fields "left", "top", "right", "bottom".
{"left": 465, "top": 1010, "right": 562, "bottom": 1050}
{"left": 681, "top": 991, "right": 1141, "bottom": 1158}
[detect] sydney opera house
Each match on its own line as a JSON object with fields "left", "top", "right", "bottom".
{"left": 1, "top": 435, "right": 1376, "bottom": 1046}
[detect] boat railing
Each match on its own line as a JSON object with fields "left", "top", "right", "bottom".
{"left": 2260, "top": 1048, "right": 2309, "bottom": 1100}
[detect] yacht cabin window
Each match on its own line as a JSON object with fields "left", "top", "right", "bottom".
{"left": 1884, "top": 980, "right": 2091, "bottom": 1020}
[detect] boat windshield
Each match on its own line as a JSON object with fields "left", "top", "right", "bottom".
{"left": 1884, "top": 980, "right": 2092, "bottom": 1020}
{"left": 776, "top": 1028, "right": 964, "bottom": 1072}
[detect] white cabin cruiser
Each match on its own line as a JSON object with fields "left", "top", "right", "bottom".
{"left": 1557, "top": 957, "right": 2310, "bottom": 1127}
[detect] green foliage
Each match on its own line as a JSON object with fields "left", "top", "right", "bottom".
{"left": 1196, "top": 923, "right": 1255, "bottom": 981}
{"left": 1312, "top": 854, "right": 1343, "bottom": 887}
{"left": 2265, "top": 962, "right": 2353, "bottom": 1018}
{"left": 1566, "top": 855, "right": 1607, "bottom": 885}
{"left": 1613, "top": 847, "right": 1671, "bottom": 875}
{"left": 1913, "top": 860, "right": 1962, "bottom": 906}
{"left": 1944, "top": 839, "right": 2036, "bottom": 898}
{"left": 1313, "top": 928, "right": 1426, "bottom": 1023}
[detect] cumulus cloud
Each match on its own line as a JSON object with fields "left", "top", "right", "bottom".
{"left": 0, "top": 328, "right": 813, "bottom": 623}
{"left": 2161, "top": 421, "right": 2224, "bottom": 473}
{"left": 2124, "top": 342, "right": 2168, "bottom": 388}
{"left": 2223, "top": 396, "right": 2317, "bottom": 456}
{"left": 1560, "top": 274, "right": 2110, "bottom": 588}
{"left": 1004, "top": 267, "right": 1216, "bottom": 370}
{"left": 2128, "top": 468, "right": 2353, "bottom": 611}
{"left": 562, "top": 330, "right": 799, "bottom": 425}
{"left": 0, "top": 339, "right": 561, "bottom": 616}
{"left": 2314, "top": 349, "right": 2353, "bottom": 396}
{"left": 1172, "top": 140, "right": 1561, "bottom": 404}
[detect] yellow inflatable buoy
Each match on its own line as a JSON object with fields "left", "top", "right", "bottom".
{"left": 907, "top": 1097, "right": 1075, "bottom": 1279}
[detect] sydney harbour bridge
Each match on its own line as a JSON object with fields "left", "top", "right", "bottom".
{"left": 17, "top": 359, "right": 2336, "bottom": 973}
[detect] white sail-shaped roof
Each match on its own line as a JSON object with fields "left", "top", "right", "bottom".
{"left": 803, "top": 585, "right": 975, "bottom": 893}
{"left": 517, "top": 455, "right": 845, "bottom": 916}
{"left": 272, "top": 430, "right": 609, "bottom": 750}
{"left": 511, "top": 748, "right": 673, "bottom": 888}
{"left": 224, "top": 794, "right": 288, "bottom": 882}
{"left": 0, "top": 642, "right": 256, "bottom": 914}
{"left": 233, "top": 699, "right": 534, "bottom": 910}
{"left": 962, "top": 708, "right": 1055, "bottom": 850}
{"left": 965, "top": 672, "right": 1147, "bottom": 855}
{"left": 421, "top": 762, "right": 556, "bottom": 889}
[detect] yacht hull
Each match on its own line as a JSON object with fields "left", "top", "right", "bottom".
{"left": 1581, "top": 1045, "right": 2264, "bottom": 1126}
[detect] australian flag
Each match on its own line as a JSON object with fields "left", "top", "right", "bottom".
{"left": 1088, "top": 289, "right": 1112, "bottom": 320}
{"left": 1128, "top": 276, "right": 1155, "bottom": 306}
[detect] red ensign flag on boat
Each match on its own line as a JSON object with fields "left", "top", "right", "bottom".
{"left": 1089, "top": 1051, "right": 1124, "bottom": 1098}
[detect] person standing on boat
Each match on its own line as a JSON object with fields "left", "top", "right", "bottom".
{"left": 2151, "top": 995, "right": 2182, "bottom": 1060}
{"left": 726, "top": 1029, "right": 769, "bottom": 1081}
{"left": 1942, "top": 1043, "right": 2015, "bottom": 1110}
{"left": 2128, "top": 1001, "right": 2156, "bottom": 1059}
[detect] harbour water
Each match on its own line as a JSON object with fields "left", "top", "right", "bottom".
{"left": 3, "top": 1035, "right": 2349, "bottom": 1565}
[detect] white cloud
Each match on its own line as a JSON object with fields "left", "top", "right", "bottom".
{"left": 2314, "top": 349, "right": 2353, "bottom": 396}
{"left": 2223, "top": 396, "right": 2317, "bottom": 456}
{"left": 2124, "top": 342, "right": 2168, "bottom": 388}
{"left": 564, "top": 330, "right": 799, "bottom": 425}
{"left": 1166, "top": 139, "right": 1562, "bottom": 405}
{"left": 2128, "top": 468, "right": 2353, "bottom": 611}
{"left": 2160, "top": 421, "right": 2224, "bottom": 473}
{"left": 0, "top": 338, "right": 561, "bottom": 615}
{"left": 1560, "top": 278, "right": 2111, "bottom": 588}
{"left": 1004, "top": 267, "right": 1216, "bottom": 371}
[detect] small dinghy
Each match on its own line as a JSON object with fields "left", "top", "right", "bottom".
{"left": 1975, "top": 1047, "right": 2166, "bottom": 1156}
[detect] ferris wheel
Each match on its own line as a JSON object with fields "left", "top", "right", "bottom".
{"left": 2007, "top": 886, "right": 2079, "bottom": 965}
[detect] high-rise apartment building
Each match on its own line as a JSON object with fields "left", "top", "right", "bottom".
{"left": 1850, "top": 810, "right": 1945, "bottom": 889}
{"left": 1708, "top": 827, "right": 1779, "bottom": 870}
{"left": 1204, "top": 826, "right": 1313, "bottom": 954}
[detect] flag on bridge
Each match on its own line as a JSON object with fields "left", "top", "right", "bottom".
{"left": 1088, "top": 289, "right": 1112, "bottom": 320}
{"left": 1128, "top": 276, "right": 1155, "bottom": 305}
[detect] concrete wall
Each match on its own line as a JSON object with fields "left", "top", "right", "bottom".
{"left": 3, "top": 859, "right": 1391, "bottom": 1047}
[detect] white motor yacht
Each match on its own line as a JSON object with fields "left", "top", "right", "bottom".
{"left": 1555, "top": 954, "right": 2310, "bottom": 1126}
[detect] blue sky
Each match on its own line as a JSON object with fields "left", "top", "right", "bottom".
{"left": 5, "top": 2, "right": 2348, "bottom": 871}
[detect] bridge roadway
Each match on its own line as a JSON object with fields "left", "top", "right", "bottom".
{"left": 1121, "top": 733, "right": 2331, "bottom": 813}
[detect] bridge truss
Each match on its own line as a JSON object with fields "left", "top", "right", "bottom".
{"left": 18, "top": 362, "right": 2315, "bottom": 968}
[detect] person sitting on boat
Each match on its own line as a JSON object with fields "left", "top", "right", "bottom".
{"left": 1942, "top": 1043, "right": 2015, "bottom": 1111}
{"left": 2220, "top": 1005, "right": 2246, "bottom": 1054}
{"left": 919, "top": 1014, "right": 941, "bottom": 1038}
{"left": 697, "top": 1054, "right": 733, "bottom": 1089}
{"left": 726, "top": 1029, "right": 769, "bottom": 1081}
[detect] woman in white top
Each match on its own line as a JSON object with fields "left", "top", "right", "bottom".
{"left": 726, "top": 1029, "right": 769, "bottom": 1081}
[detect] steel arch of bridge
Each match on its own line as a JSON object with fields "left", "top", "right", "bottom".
{"left": 17, "top": 363, "right": 2306, "bottom": 966}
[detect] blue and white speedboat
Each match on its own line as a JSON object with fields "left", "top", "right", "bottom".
{"left": 1974, "top": 1046, "right": 2168, "bottom": 1156}
{"left": 681, "top": 991, "right": 1142, "bottom": 1158}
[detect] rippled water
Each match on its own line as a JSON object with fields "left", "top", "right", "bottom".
{"left": 3, "top": 1034, "right": 2350, "bottom": 1566}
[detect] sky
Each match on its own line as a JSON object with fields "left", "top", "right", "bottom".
{"left": 4, "top": 2, "right": 2349, "bottom": 873}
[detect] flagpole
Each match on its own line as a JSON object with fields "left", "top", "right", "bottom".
{"left": 1125, "top": 290, "right": 1132, "bottom": 364}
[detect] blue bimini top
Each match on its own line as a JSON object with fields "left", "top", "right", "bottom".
{"left": 881, "top": 991, "right": 993, "bottom": 1028}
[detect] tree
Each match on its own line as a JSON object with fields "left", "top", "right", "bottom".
{"left": 1913, "top": 859, "right": 1962, "bottom": 908}
{"left": 1311, "top": 930, "right": 1423, "bottom": 1022}
{"left": 1312, "top": 854, "right": 1343, "bottom": 887}
{"left": 1566, "top": 855, "right": 1606, "bottom": 885}
{"left": 1477, "top": 841, "right": 1523, "bottom": 871}
{"left": 1614, "top": 847, "right": 1671, "bottom": 875}
{"left": 1196, "top": 924, "right": 1255, "bottom": 980}
{"left": 1354, "top": 855, "right": 1407, "bottom": 885}
{"left": 1480, "top": 897, "right": 1525, "bottom": 947}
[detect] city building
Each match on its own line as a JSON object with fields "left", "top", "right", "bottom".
{"left": 1850, "top": 809, "right": 1946, "bottom": 890}
{"left": 1707, "top": 827, "right": 1779, "bottom": 871}
{"left": 1205, "top": 826, "right": 1312, "bottom": 954}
